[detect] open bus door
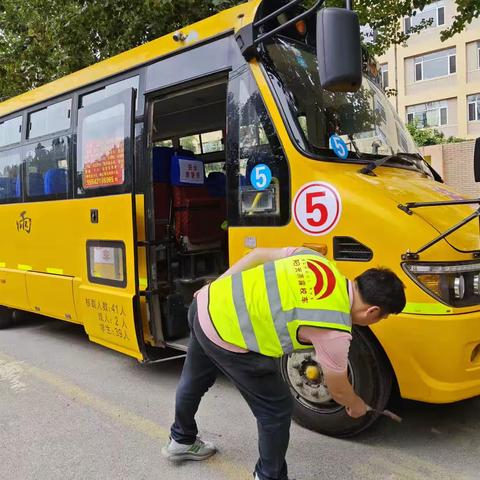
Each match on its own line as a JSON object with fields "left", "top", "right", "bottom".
{"left": 76, "top": 88, "right": 145, "bottom": 361}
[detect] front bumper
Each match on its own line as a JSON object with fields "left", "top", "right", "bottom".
{"left": 372, "top": 309, "right": 480, "bottom": 403}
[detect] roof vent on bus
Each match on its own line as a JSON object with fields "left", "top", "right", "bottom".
{"left": 333, "top": 237, "right": 373, "bottom": 262}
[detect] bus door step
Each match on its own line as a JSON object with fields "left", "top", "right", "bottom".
{"left": 163, "top": 293, "right": 189, "bottom": 340}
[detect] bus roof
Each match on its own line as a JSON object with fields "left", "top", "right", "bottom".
{"left": 0, "top": 0, "right": 261, "bottom": 119}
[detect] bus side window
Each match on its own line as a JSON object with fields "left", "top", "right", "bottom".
{"left": 226, "top": 66, "right": 290, "bottom": 227}
{"left": 0, "top": 148, "right": 22, "bottom": 203}
{"left": 27, "top": 99, "right": 71, "bottom": 140}
{"left": 23, "top": 136, "right": 70, "bottom": 200}
{"left": 76, "top": 90, "right": 133, "bottom": 196}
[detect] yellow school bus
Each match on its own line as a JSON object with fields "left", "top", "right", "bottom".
{"left": 0, "top": 0, "right": 479, "bottom": 437}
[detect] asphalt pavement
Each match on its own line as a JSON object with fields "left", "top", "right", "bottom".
{"left": 0, "top": 315, "right": 479, "bottom": 480}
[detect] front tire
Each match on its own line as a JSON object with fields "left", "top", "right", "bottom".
{"left": 280, "top": 326, "right": 392, "bottom": 437}
{"left": 0, "top": 306, "right": 14, "bottom": 329}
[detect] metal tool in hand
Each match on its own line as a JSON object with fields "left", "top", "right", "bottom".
{"left": 366, "top": 405, "right": 402, "bottom": 423}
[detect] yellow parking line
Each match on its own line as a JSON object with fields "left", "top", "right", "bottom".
{"left": 0, "top": 351, "right": 251, "bottom": 480}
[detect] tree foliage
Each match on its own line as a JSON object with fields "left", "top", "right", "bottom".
{"left": 0, "top": 0, "right": 239, "bottom": 101}
{"left": 406, "top": 121, "right": 465, "bottom": 147}
{"left": 313, "top": 0, "right": 480, "bottom": 56}
{"left": 0, "top": 0, "right": 478, "bottom": 102}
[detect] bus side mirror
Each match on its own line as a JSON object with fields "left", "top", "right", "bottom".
{"left": 474, "top": 138, "right": 480, "bottom": 182}
{"left": 316, "top": 8, "right": 362, "bottom": 92}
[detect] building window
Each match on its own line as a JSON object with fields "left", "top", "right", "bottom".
{"left": 407, "top": 101, "right": 449, "bottom": 128}
{"left": 404, "top": 1, "right": 445, "bottom": 33}
{"left": 414, "top": 48, "right": 456, "bottom": 81}
{"left": 468, "top": 94, "right": 480, "bottom": 122}
{"left": 380, "top": 63, "right": 389, "bottom": 88}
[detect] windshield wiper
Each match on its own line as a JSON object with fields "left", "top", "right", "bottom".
{"left": 347, "top": 134, "right": 406, "bottom": 175}
{"left": 359, "top": 152, "right": 443, "bottom": 181}
{"left": 359, "top": 153, "right": 401, "bottom": 176}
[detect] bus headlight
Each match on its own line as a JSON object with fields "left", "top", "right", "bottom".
{"left": 403, "top": 262, "right": 480, "bottom": 307}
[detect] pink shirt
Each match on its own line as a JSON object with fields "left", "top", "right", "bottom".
{"left": 196, "top": 247, "right": 352, "bottom": 373}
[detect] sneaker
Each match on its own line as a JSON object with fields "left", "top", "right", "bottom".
{"left": 161, "top": 437, "right": 217, "bottom": 462}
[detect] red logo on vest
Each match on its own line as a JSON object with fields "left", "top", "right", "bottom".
{"left": 306, "top": 260, "right": 336, "bottom": 299}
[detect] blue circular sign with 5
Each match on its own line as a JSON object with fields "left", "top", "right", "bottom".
{"left": 329, "top": 134, "right": 349, "bottom": 160}
{"left": 250, "top": 164, "right": 272, "bottom": 191}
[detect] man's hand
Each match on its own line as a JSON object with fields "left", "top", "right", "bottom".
{"left": 345, "top": 397, "right": 368, "bottom": 418}
{"left": 322, "top": 368, "right": 368, "bottom": 418}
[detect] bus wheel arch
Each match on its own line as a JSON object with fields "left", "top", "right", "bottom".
{"left": 279, "top": 325, "right": 396, "bottom": 437}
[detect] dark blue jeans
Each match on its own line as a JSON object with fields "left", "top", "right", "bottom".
{"left": 170, "top": 300, "right": 293, "bottom": 480}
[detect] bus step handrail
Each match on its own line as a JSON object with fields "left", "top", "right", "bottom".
{"left": 137, "top": 239, "right": 167, "bottom": 247}
{"left": 139, "top": 288, "right": 159, "bottom": 297}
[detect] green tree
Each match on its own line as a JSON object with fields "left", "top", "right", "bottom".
{"left": 0, "top": 0, "right": 478, "bottom": 101}
{"left": 406, "top": 121, "right": 465, "bottom": 147}
{"left": 320, "top": 0, "right": 480, "bottom": 56}
{"left": 0, "top": 0, "right": 239, "bottom": 101}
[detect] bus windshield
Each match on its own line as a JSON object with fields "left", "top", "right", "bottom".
{"left": 264, "top": 36, "right": 420, "bottom": 165}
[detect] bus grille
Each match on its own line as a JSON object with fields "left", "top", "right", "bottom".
{"left": 333, "top": 237, "right": 373, "bottom": 262}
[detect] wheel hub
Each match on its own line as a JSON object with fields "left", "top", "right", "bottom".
{"left": 286, "top": 351, "right": 332, "bottom": 404}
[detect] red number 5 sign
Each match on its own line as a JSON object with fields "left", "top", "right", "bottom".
{"left": 293, "top": 182, "right": 342, "bottom": 235}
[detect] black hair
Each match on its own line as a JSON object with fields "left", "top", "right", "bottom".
{"left": 355, "top": 268, "right": 406, "bottom": 315}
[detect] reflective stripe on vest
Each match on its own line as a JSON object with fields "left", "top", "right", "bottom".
{"left": 208, "top": 253, "right": 352, "bottom": 357}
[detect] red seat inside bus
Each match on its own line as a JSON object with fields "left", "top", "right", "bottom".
{"left": 170, "top": 151, "right": 225, "bottom": 250}
{"left": 152, "top": 147, "right": 225, "bottom": 250}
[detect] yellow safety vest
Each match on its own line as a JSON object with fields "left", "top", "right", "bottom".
{"left": 208, "top": 250, "right": 351, "bottom": 357}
